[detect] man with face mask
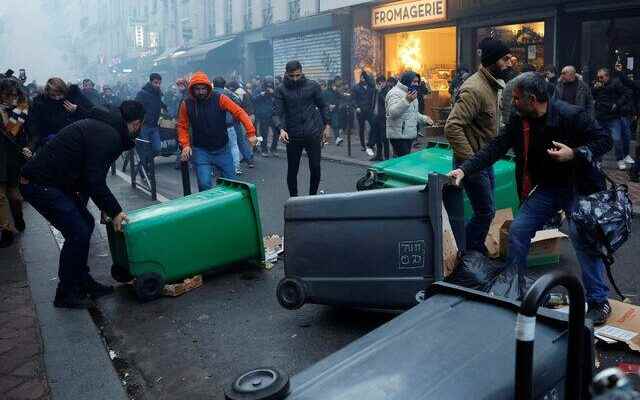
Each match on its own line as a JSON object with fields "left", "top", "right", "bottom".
{"left": 444, "top": 37, "right": 511, "bottom": 255}
{"left": 20, "top": 101, "right": 146, "bottom": 309}
{"left": 448, "top": 73, "right": 613, "bottom": 325}
{"left": 177, "top": 71, "right": 256, "bottom": 192}
{"left": 274, "top": 60, "right": 331, "bottom": 197}
{"left": 352, "top": 71, "right": 376, "bottom": 152}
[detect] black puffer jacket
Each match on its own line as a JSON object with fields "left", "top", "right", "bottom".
{"left": 592, "top": 78, "right": 631, "bottom": 121}
{"left": 352, "top": 82, "right": 375, "bottom": 113}
{"left": 135, "top": 82, "right": 165, "bottom": 127}
{"left": 21, "top": 106, "right": 135, "bottom": 218}
{"left": 273, "top": 75, "right": 329, "bottom": 138}
{"left": 29, "top": 85, "right": 93, "bottom": 151}
{"left": 461, "top": 100, "right": 612, "bottom": 198}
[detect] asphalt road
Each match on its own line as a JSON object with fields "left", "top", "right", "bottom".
{"left": 90, "top": 153, "right": 640, "bottom": 399}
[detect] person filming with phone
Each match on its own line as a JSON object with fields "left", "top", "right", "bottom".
{"left": 385, "top": 71, "right": 433, "bottom": 158}
{"left": 447, "top": 72, "right": 614, "bottom": 325}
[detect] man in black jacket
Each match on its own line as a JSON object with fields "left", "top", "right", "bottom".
{"left": 352, "top": 71, "right": 376, "bottom": 152}
{"left": 448, "top": 73, "right": 614, "bottom": 325}
{"left": 592, "top": 68, "right": 632, "bottom": 170}
{"left": 254, "top": 81, "right": 278, "bottom": 157}
{"left": 20, "top": 101, "right": 146, "bottom": 309}
{"left": 135, "top": 73, "right": 167, "bottom": 165}
{"left": 273, "top": 60, "right": 330, "bottom": 197}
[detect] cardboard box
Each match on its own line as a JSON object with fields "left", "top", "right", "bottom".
{"left": 162, "top": 275, "right": 203, "bottom": 297}
{"left": 595, "top": 300, "right": 640, "bottom": 352}
{"left": 499, "top": 221, "right": 568, "bottom": 260}
{"left": 442, "top": 205, "right": 458, "bottom": 277}
{"left": 485, "top": 209, "right": 513, "bottom": 259}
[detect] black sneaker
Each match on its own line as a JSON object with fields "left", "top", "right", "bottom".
{"left": 81, "top": 277, "right": 114, "bottom": 300}
{"left": 586, "top": 301, "right": 612, "bottom": 326}
{"left": 14, "top": 217, "right": 25, "bottom": 232}
{"left": 54, "top": 287, "right": 94, "bottom": 309}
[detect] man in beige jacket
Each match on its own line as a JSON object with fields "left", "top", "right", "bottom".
{"left": 444, "top": 38, "right": 511, "bottom": 254}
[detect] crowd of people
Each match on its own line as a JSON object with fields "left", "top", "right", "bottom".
{"left": 1, "top": 34, "right": 638, "bottom": 314}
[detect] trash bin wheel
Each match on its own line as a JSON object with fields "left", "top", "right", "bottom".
{"left": 134, "top": 273, "right": 165, "bottom": 302}
{"left": 276, "top": 278, "right": 306, "bottom": 310}
{"left": 224, "top": 367, "right": 290, "bottom": 400}
{"left": 356, "top": 170, "right": 376, "bottom": 191}
{"left": 111, "top": 264, "right": 133, "bottom": 283}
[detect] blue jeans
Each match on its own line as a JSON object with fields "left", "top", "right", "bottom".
{"left": 192, "top": 146, "right": 236, "bottom": 192}
{"left": 506, "top": 186, "right": 609, "bottom": 303}
{"left": 228, "top": 126, "right": 241, "bottom": 170}
{"left": 20, "top": 183, "right": 95, "bottom": 291}
{"left": 456, "top": 160, "right": 495, "bottom": 254}
{"left": 137, "top": 126, "right": 161, "bottom": 162}
{"left": 234, "top": 123, "right": 254, "bottom": 163}
{"left": 600, "top": 118, "right": 629, "bottom": 161}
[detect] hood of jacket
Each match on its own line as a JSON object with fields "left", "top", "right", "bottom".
{"left": 88, "top": 106, "right": 135, "bottom": 150}
{"left": 142, "top": 81, "right": 162, "bottom": 97}
{"left": 188, "top": 71, "right": 213, "bottom": 100}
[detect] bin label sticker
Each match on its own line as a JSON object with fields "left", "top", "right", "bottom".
{"left": 398, "top": 241, "right": 425, "bottom": 269}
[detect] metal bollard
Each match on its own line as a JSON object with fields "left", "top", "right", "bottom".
{"left": 129, "top": 149, "right": 136, "bottom": 187}
{"left": 347, "top": 128, "right": 352, "bottom": 157}
{"left": 180, "top": 161, "right": 191, "bottom": 196}
{"left": 149, "top": 156, "right": 157, "bottom": 201}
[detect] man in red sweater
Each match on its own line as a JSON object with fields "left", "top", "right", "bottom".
{"left": 177, "top": 71, "right": 256, "bottom": 191}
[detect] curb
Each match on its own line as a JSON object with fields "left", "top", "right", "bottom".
{"left": 21, "top": 207, "right": 128, "bottom": 400}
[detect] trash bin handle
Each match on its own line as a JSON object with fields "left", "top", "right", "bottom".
{"left": 514, "top": 271, "right": 586, "bottom": 400}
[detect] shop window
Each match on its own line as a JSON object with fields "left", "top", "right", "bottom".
{"left": 476, "top": 21, "right": 545, "bottom": 71}
{"left": 581, "top": 18, "right": 640, "bottom": 83}
{"left": 384, "top": 26, "right": 457, "bottom": 125}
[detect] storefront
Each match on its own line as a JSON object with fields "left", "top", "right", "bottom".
{"left": 370, "top": 0, "right": 456, "bottom": 125}
{"left": 263, "top": 13, "right": 352, "bottom": 82}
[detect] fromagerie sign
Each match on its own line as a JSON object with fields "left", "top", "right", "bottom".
{"left": 372, "top": 0, "right": 446, "bottom": 29}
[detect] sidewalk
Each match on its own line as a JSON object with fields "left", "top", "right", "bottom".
{"left": 0, "top": 238, "right": 50, "bottom": 399}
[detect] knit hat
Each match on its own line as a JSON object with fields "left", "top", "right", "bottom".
{"left": 479, "top": 38, "right": 510, "bottom": 67}
{"left": 399, "top": 71, "right": 417, "bottom": 88}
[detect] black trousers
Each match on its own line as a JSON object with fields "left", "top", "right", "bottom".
{"left": 371, "top": 116, "right": 390, "bottom": 160}
{"left": 257, "top": 118, "right": 278, "bottom": 152}
{"left": 357, "top": 110, "right": 374, "bottom": 148}
{"left": 286, "top": 135, "right": 322, "bottom": 197}
{"left": 390, "top": 138, "right": 414, "bottom": 158}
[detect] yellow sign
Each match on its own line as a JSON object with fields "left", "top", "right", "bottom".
{"left": 372, "top": 0, "right": 446, "bottom": 29}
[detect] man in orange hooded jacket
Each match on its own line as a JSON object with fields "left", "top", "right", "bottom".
{"left": 177, "top": 71, "right": 256, "bottom": 191}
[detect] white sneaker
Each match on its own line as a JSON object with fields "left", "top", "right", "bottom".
{"left": 617, "top": 160, "right": 628, "bottom": 170}
{"left": 366, "top": 147, "right": 375, "bottom": 157}
{"left": 335, "top": 137, "right": 344, "bottom": 146}
{"left": 236, "top": 168, "right": 243, "bottom": 175}
{"left": 624, "top": 155, "right": 635, "bottom": 164}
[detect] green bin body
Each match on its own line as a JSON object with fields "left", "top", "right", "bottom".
{"left": 107, "top": 179, "right": 265, "bottom": 283}
{"left": 359, "top": 141, "right": 558, "bottom": 266}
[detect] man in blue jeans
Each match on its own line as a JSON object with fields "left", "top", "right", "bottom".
{"left": 449, "top": 73, "right": 613, "bottom": 324}
{"left": 177, "top": 71, "right": 256, "bottom": 191}
{"left": 135, "top": 73, "right": 167, "bottom": 166}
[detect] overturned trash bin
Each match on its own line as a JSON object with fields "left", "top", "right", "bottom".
{"left": 227, "top": 272, "right": 595, "bottom": 400}
{"left": 277, "top": 173, "right": 465, "bottom": 310}
{"left": 107, "top": 179, "right": 265, "bottom": 301}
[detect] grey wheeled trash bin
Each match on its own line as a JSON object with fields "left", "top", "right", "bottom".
{"left": 227, "top": 272, "right": 595, "bottom": 400}
{"left": 277, "top": 173, "right": 465, "bottom": 310}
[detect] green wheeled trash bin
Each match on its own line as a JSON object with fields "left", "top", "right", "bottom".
{"left": 107, "top": 179, "right": 265, "bottom": 301}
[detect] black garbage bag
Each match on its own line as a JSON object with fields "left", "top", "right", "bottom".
{"left": 446, "top": 252, "right": 533, "bottom": 301}
{"left": 445, "top": 251, "right": 503, "bottom": 292}
{"left": 487, "top": 265, "right": 534, "bottom": 301}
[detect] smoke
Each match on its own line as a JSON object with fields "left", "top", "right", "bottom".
{"left": 0, "top": 1, "right": 77, "bottom": 84}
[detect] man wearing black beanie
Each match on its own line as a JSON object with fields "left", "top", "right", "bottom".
{"left": 444, "top": 37, "right": 511, "bottom": 255}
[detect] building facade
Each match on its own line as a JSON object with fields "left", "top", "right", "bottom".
{"left": 63, "top": 0, "right": 640, "bottom": 91}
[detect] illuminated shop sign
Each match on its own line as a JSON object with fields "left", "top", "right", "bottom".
{"left": 372, "top": 0, "right": 446, "bottom": 29}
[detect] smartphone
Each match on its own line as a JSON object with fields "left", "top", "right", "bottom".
{"left": 18, "top": 69, "right": 26, "bottom": 81}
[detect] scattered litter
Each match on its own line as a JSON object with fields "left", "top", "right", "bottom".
{"left": 593, "top": 300, "right": 640, "bottom": 352}
{"left": 162, "top": 275, "right": 203, "bottom": 297}
{"left": 617, "top": 363, "right": 640, "bottom": 375}
{"left": 109, "top": 350, "right": 117, "bottom": 360}
{"left": 264, "top": 234, "right": 284, "bottom": 263}
{"left": 156, "top": 377, "right": 163, "bottom": 383}
{"left": 291, "top": 334, "right": 297, "bottom": 338}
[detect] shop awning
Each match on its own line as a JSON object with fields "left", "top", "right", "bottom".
{"left": 153, "top": 47, "right": 180, "bottom": 64}
{"left": 171, "top": 38, "right": 235, "bottom": 62}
